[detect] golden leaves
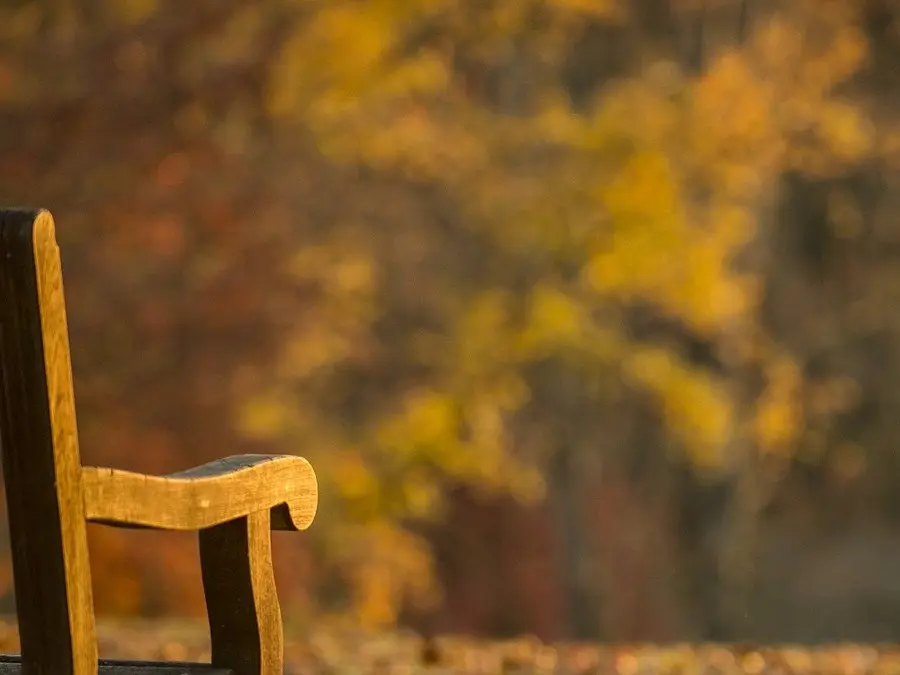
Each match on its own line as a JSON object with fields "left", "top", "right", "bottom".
{"left": 519, "top": 284, "right": 588, "bottom": 355}
{"left": 688, "top": 53, "right": 781, "bottom": 197}
{"left": 332, "top": 450, "right": 380, "bottom": 504}
{"left": 377, "top": 389, "right": 458, "bottom": 455}
{"left": 238, "top": 393, "right": 290, "bottom": 441}
{"left": 191, "top": 0, "right": 883, "bottom": 625}
{"left": 754, "top": 356, "right": 804, "bottom": 455}
{"left": 810, "top": 100, "right": 874, "bottom": 168}
{"left": 268, "top": 3, "right": 452, "bottom": 126}
{"left": 624, "top": 347, "right": 735, "bottom": 468}
{"left": 585, "top": 150, "right": 758, "bottom": 338}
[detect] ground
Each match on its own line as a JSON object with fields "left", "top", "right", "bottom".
{"left": 0, "top": 618, "right": 897, "bottom": 674}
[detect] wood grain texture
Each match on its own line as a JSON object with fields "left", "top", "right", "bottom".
{"left": 0, "top": 656, "right": 233, "bottom": 675}
{"left": 200, "top": 510, "right": 284, "bottom": 675}
{"left": 83, "top": 455, "right": 318, "bottom": 531}
{"left": 0, "top": 209, "right": 97, "bottom": 675}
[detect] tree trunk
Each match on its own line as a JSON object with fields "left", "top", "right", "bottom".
{"left": 548, "top": 445, "right": 601, "bottom": 640}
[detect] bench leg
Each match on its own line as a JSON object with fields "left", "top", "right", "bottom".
{"left": 199, "top": 510, "right": 283, "bottom": 675}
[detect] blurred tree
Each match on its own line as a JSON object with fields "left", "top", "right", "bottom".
{"left": 0, "top": 0, "right": 888, "bottom": 639}
{"left": 258, "top": 0, "right": 874, "bottom": 634}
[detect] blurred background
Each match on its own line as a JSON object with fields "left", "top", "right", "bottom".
{"left": 3, "top": 0, "right": 900, "bottom": 646}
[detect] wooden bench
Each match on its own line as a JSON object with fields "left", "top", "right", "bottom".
{"left": 0, "top": 209, "right": 319, "bottom": 675}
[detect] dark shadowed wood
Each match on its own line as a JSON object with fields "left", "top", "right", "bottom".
{"left": 200, "top": 510, "right": 283, "bottom": 675}
{"left": 0, "top": 209, "right": 97, "bottom": 675}
{"left": 0, "top": 208, "right": 318, "bottom": 675}
{"left": 0, "top": 656, "right": 233, "bottom": 675}
{"left": 83, "top": 455, "right": 317, "bottom": 531}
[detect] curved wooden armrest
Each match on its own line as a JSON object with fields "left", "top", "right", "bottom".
{"left": 82, "top": 454, "right": 317, "bottom": 531}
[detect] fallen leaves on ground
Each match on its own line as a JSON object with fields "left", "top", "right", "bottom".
{"left": 0, "top": 618, "right": 898, "bottom": 674}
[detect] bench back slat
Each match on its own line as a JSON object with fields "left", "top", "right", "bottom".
{"left": 0, "top": 209, "right": 97, "bottom": 675}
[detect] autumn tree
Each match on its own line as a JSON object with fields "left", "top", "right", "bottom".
{"left": 0, "top": 0, "right": 890, "bottom": 640}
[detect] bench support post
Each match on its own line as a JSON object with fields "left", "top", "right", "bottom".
{"left": 200, "top": 510, "right": 284, "bottom": 675}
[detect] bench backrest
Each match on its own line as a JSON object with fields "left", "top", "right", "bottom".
{"left": 0, "top": 209, "right": 97, "bottom": 674}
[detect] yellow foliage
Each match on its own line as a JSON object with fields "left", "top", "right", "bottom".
{"left": 237, "top": 0, "right": 873, "bottom": 623}
{"left": 4, "top": 0, "right": 881, "bottom": 628}
{"left": 399, "top": 390, "right": 457, "bottom": 447}
{"left": 237, "top": 393, "right": 290, "bottom": 441}
{"left": 754, "top": 356, "right": 804, "bottom": 455}
{"left": 601, "top": 150, "right": 682, "bottom": 225}
{"left": 346, "top": 524, "right": 440, "bottom": 629}
{"left": 815, "top": 99, "right": 874, "bottom": 164}
{"left": 298, "top": 5, "right": 393, "bottom": 91}
{"left": 518, "top": 284, "right": 587, "bottom": 354}
{"left": 507, "top": 466, "right": 548, "bottom": 504}
{"left": 401, "top": 471, "right": 442, "bottom": 520}
{"left": 688, "top": 53, "right": 781, "bottom": 193}
{"left": 331, "top": 450, "right": 376, "bottom": 502}
{"left": 585, "top": 150, "right": 757, "bottom": 337}
{"left": 355, "top": 565, "right": 396, "bottom": 628}
{"left": 624, "top": 347, "right": 734, "bottom": 468}
{"left": 280, "top": 330, "right": 352, "bottom": 379}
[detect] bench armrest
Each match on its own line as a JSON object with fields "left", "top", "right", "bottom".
{"left": 82, "top": 454, "right": 318, "bottom": 531}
